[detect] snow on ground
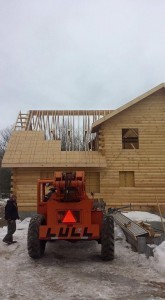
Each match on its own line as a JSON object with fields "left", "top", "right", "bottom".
{"left": 153, "top": 241, "right": 165, "bottom": 275}
{"left": 0, "top": 198, "right": 8, "bottom": 203}
{"left": 0, "top": 211, "right": 165, "bottom": 300}
{"left": 122, "top": 211, "right": 165, "bottom": 275}
{"left": 122, "top": 211, "right": 165, "bottom": 223}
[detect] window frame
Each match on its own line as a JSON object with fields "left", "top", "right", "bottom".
{"left": 122, "top": 128, "right": 139, "bottom": 149}
{"left": 119, "top": 171, "right": 135, "bottom": 187}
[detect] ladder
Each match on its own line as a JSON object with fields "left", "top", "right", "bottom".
{"left": 14, "top": 111, "right": 30, "bottom": 130}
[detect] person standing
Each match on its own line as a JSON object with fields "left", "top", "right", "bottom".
{"left": 3, "top": 194, "right": 20, "bottom": 245}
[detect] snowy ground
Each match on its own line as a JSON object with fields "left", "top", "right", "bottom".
{"left": 123, "top": 211, "right": 165, "bottom": 223}
{"left": 0, "top": 205, "right": 165, "bottom": 300}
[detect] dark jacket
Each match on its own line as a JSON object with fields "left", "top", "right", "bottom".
{"left": 5, "top": 199, "right": 19, "bottom": 220}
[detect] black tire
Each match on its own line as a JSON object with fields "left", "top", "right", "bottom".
{"left": 27, "top": 214, "right": 46, "bottom": 259}
{"left": 101, "top": 214, "right": 114, "bottom": 261}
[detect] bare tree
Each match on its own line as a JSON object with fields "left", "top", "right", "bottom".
{"left": 0, "top": 126, "right": 13, "bottom": 159}
{"left": 0, "top": 125, "right": 13, "bottom": 196}
{"left": 60, "top": 125, "right": 84, "bottom": 151}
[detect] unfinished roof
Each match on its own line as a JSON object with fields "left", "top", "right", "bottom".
{"left": 3, "top": 110, "right": 112, "bottom": 168}
{"left": 14, "top": 109, "right": 112, "bottom": 151}
{"left": 2, "top": 130, "right": 107, "bottom": 168}
{"left": 92, "top": 83, "right": 165, "bottom": 133}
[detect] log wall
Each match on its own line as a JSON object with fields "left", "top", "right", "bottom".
{"left": 99, "top": 89, "right": 165, "bottom": 212}
{"left": 12, "top": 168, "right": 101, "bottom": 212}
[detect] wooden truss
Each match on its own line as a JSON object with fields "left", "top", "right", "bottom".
{"left": 15, "top": 110, "right": 112, "bottom": 151}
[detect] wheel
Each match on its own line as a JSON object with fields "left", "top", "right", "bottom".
{"left": 27, "top": 214, "right": 46, "bottom": 259}
{"left": 101, "top": 214, "right": 114, "bottom": 261}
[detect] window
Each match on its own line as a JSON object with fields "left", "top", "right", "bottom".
{"left": 122, "top": 128, "right": 139, "bottom": 149}
{"left": 119, "top": 171, "right": 135, "bottom": 187}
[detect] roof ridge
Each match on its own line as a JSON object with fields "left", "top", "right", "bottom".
{"left": 92, "top": 82, "right": 165, "bottom": 133}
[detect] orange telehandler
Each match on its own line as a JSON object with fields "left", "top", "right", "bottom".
{"left": 27, "top": 171, "right": 114, "bottom": 260}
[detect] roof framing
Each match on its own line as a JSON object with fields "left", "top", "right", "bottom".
{"left": 14, "top": 109, "right": 113, "bottom": 151}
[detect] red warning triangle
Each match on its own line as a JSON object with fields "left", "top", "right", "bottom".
{"left": 62, "top": 210, "right": 76, "bottom": 223}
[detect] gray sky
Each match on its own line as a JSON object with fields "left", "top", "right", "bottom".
{"left": 0, "top": 0, "right": 164, "bottom": 130}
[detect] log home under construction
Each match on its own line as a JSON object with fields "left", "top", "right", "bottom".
{"left": 2, "top": 83, "right": 165, "bottom": 215}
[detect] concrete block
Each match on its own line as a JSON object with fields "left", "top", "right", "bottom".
{"left": 137, "top": 237, "right": 147, "bottom": 254}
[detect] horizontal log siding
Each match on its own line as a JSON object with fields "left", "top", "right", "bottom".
{"left": 12, "top": 168, "right": 40, "bottom": 211}
{"left": 13, "top": 168, "right": 101, "bottom": 212}
{"left": 100, "top": 90, "right": 165, "bottom": 212}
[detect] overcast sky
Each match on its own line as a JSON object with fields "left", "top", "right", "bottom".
{"left": 0, "top": 0, "right": 164, "bottom": 130}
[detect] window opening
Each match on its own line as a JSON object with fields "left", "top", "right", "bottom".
{"left": 122, "top": 128, "right": 139, "bottom": 149}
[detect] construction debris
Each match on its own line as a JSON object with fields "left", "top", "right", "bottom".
{"left": 112, "top": 211, "right": 165, "bottom": 257}
{"left": 136, "top": 221, "right": 161, "bottom": 237}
